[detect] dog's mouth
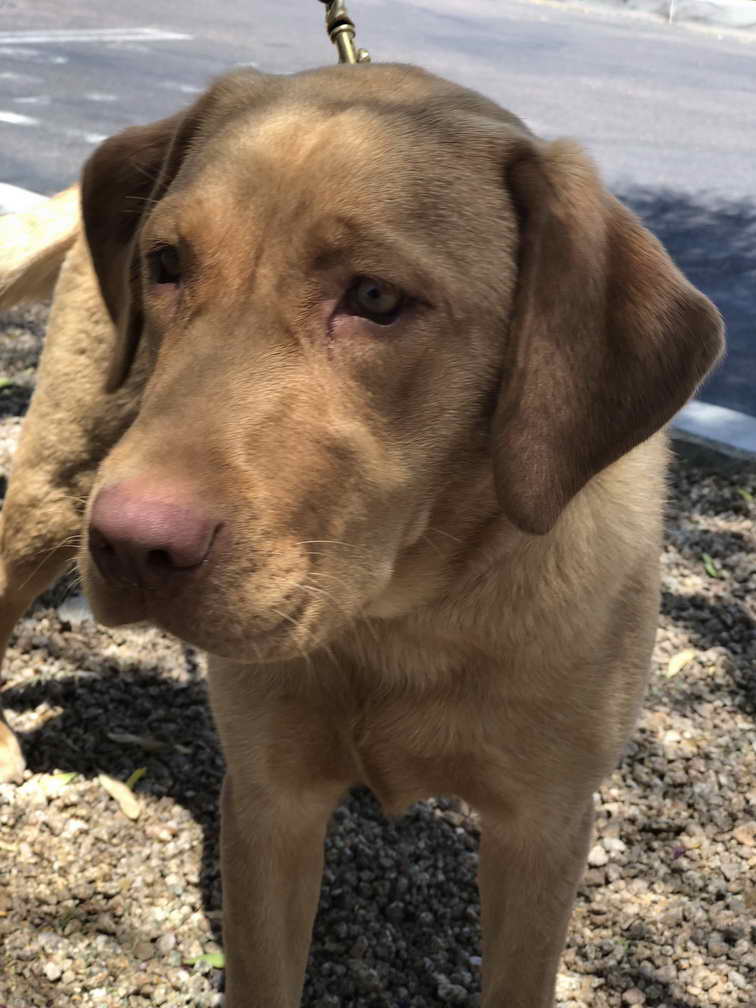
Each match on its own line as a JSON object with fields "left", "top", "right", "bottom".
{"left": 80, "top": 548, "right": 332, "bottom": 662}
{"left": 78, "top": 492, "right": 399, "bottom": 661}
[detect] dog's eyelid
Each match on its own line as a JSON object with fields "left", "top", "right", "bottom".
{"left": 143, "top": 235, "right": 182, "bottom": 258}
{"left": 141, "top": 220, "right": 188, "bottom": 259}
{"left": 312, "top": 240, "right": 435, "bottom": 308}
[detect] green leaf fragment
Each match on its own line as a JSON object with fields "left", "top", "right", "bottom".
{"left": 188, "top": 951, "right": 225, "bottom": 969}
{"left": 701, "top": 553, "right": 721, "bottom": 578}
{"left": 125, "top": 767, "right": 147, "bottom": 790}
{"left": 51, "top": 772, "right": 78, "bottom": 786}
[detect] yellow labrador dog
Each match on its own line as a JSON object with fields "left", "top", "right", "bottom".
{"left": 0, "top": 64, "right": 723, "bottom": 1006}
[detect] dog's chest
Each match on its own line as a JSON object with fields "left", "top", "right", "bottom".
{"left": 336, "top": 675, "right": 513, "bottom": 817}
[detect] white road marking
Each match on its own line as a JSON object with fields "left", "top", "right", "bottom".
{"left": 104, "top": 43, "right": 152, "bottom": 53}
{"left": 13, "top": 96, "right": 51, "bottom": 105}
{"left": 83, "top": 92, "right": 118, "bottom": 102}
{"left": 63, "top": 127, "right": 108, "bottom": 144}
{"left": 0, "top": 46, "right": 41, "bottom": 56}
{"left": 0, "top": 46, "right": 67, "bottom": 63}
{"left": 0, "top": 110, "right": 39, "bottom": 125}
{"left": 0, "top": 70, "right": 42, "bottom": 83}
{"left": 0, "top": 27, "right": 191, "bottom": 44}
{"left": 159, "top": 80, "right": 203, "bottom": 94}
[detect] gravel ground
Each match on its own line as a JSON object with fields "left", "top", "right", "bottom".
{"left": 0, "top": 305, "right": 754, "bottom": 1008}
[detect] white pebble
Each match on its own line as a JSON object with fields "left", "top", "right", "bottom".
{"left": 587, "top": 844, "right": 609, "bottom": 867}
{"left": 603, "top": 837, "right": 626, "bottom": 853}
{"left": 156, "top": 932, "right": 177, "bottom": 954}
{"left": 43, "top": 962, "right": 62, "bottom": 981}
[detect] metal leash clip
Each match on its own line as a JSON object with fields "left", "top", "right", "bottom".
{"left": 318, "top": 0, "right": 371, "bottom": 64}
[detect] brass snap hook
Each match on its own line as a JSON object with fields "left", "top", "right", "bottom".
{"left": 318, "top": 0, "right": 371, "bottom": 65}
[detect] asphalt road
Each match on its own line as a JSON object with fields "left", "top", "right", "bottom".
{"left": 1, "top": 0, "right": 754, "bottom": 415}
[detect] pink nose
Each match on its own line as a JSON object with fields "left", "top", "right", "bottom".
{"left": 89, "top": 482, "right": 219, "bottom": 587}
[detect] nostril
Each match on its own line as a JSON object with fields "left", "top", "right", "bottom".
{"left": 89, "top": 527, "right": 114, "bottom": 557}
{"left": 146, "top": 548, "right": 175, "bottom": 570}
{"left": 88, "top": 525, "right": 133, "bottom": 584}
{"left": 89, "top": 484, "right": 221, "bottom": 585}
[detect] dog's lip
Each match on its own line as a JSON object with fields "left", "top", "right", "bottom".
{"left": 150, "top": 590, "right": 312, "bottom": 655}
{"left": 84, "top": 543, "right": 315, "bottom": 649}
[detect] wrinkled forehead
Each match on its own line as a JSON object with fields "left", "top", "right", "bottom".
{"left": 195, "top": 102, "right": 490, "bottom": 225}
{"left": 153, "top": 98, "right": 516, "bottom": 299}
{"left": 218, "top": 106, "right": 415, "bottom": 224}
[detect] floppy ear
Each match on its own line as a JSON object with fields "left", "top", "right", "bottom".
{"left": 80, "top": 107, "right": 201, "bottom": 391}
{"left": 80, "top": 68, "right": 272, "bottom": 391}
{"left": 494, "top": 138, "right": 724, "bottom": 534}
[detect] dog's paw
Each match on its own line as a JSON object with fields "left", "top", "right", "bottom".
{"left": 0, "top": 720, "right": 26, "bottom": 784}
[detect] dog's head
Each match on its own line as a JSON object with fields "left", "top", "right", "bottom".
{"left": 79, "top": 64, "right": 723, "bottom": 659}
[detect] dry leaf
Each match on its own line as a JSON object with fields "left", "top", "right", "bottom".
{"left": 98, "top": 773, "right": 141, "bottom": 820}
{"left": 666, "top": 649, "right": 697, "bottom": 678}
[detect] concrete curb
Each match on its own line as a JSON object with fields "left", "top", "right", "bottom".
{"left": 549, "top": 0, "right": 756, "bottom": 33}
{"left": 2, "top": 183, "right": 755, "bottom": 466}
{"left": 670, "top": 400, "right": 756, "bottom": 466}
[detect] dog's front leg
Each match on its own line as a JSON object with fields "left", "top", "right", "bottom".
{"left": 478, "top": 796, "right": 594, "bottom": 1008}
{"left": 208, "top": 659, "right": 351, "bottom": 1008}
{"left": 219, "top": 771, "right": 343, "bottom": 1007}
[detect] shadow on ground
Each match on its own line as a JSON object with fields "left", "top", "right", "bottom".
{"left": 3, "top": 645, "right": 225, "bottom": 922}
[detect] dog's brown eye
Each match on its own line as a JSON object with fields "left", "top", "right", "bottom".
{"left": 148, "top": 245, "right": 182, "bottom": 286}
{"left": 347, "top": 276, "right": 403, "bottom": 324}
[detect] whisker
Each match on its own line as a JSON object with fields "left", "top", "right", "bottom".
{"left": 269, "top": 607, "right": 301, "bottom": 632}
{"left": 295, "top": 539, "right": 365, "bottom": 551}
{"left": 420, "top": 534, "right": 444, "bottom": 560}
{"left": 305, "top": 553, "right": 375, "bottom": 582}
{"left": 16, "top": 536, "right": 83, "bottom": 594}
{"left": 269, "top": 607, "right": 312, "bottom": 667}
{"left": 298, "top": 582, "right": 340, "bottom": 605}
{"left": 425, "top": 527, "right": 464, "bottom": 545}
